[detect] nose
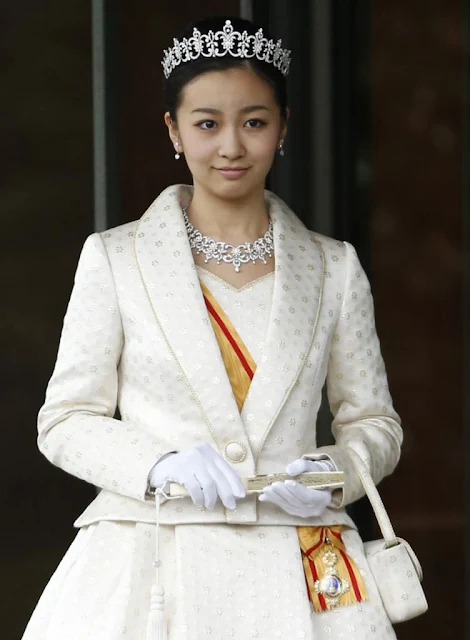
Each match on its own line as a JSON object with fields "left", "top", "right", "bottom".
{"left": 217, "top": 125, "right": 245, "bottom": 160}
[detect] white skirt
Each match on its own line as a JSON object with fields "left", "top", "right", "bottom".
{"left": 22, "top": 521, "right": 396, "bottom": 640}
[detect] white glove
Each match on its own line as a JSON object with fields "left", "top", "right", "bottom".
{"left": 148, "top": 443, "right": 245, "bottom": 510}
{"left": 258, "top": 458, "right": 334, "bottom": 518}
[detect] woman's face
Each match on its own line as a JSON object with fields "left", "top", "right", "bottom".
{"left": 165, "top": 65, "right": 287, "bottom": 202}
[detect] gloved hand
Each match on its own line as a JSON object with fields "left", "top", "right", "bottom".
{"left": 258, "top": 458, "right": 334, "bottom": 518}
{"left": 148, "top": 443, "right": 245, "bottom": 510}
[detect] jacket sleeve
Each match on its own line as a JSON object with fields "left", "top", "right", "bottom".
{"left": 37, "top": 233, "right": 165, "bottom": 502}
{"left": 305, "top": 241, "right": 403, "bottom": 507}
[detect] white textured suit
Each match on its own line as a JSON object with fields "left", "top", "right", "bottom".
{"left": 23, "top": 185, "right": 402, "bottom": 639}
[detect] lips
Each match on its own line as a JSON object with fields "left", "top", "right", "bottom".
{"left": 215, "top": 167, "right": 249, "bottom": 180}
{"left": 216, "top": 167, "right": 248, "bottom": 171}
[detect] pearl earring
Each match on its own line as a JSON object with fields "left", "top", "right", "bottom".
{"left": 174, "top": 143, "right": 181, "bottom": 160}
{"left": 278, "top": 140, "right": 285, "bottom": 157}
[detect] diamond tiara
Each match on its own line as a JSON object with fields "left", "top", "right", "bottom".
{"left": 162, "top": 20, "right": 291, "bottom": 79}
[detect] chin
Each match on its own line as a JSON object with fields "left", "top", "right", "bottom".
{"left": 208, "top": 175, "right": 266, "bottom": 202}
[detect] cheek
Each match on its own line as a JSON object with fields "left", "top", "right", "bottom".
{"left": 181, "top": 129, "right": 214, "bottom": 162}
{"left": 251, "top": 133, "right": 279, "bottom": 162}
{"left": 252, "top": 125, "right": 281, "bottom": 149}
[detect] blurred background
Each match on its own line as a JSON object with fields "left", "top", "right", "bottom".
{"left": 2, "top": 0, "right": 468, "bottom": 638}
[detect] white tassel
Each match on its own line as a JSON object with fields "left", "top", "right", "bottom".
{"left": 146, "top": 584, "right": 167, "bottom": 640}
{"left": 146, "top": 489, "right": 168, "bottom": 640}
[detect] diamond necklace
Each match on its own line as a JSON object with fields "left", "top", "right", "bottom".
{"left": 182, "top": 207, "right": 274, "bottom": 273}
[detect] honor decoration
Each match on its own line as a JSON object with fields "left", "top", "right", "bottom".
{"left": 183, "top": 208, "right": 274, "bottom": 273}
{"left": 298, "top": 526, "right": 368, "bottom": 612}
{"left": 162, "top": 20, "right": 291, "bottom": 79}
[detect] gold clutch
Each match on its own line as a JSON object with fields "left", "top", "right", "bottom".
{"left": 166, "top": 471, "right": 344, "bottom": 499}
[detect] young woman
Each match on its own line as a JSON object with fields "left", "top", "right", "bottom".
{"left": 23, "top": 16, "right": 403, "bottom": 640}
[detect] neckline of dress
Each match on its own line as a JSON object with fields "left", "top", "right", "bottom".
{"left": 196, "top": 266, "right": 275, "bottom": 293}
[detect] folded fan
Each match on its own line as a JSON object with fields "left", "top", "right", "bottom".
{"left": 165, "top": 471, "right": 344, "bottom": 498}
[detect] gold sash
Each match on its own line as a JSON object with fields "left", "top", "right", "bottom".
{"left": 200, "top": 280, "right": 367, "bottom": 612}
{"left": 201, "top": 281, "right": 256, "bottom": 412}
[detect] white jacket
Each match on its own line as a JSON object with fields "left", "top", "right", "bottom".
{"left": 37, "top": 185, "right": 402, "bottom": 529}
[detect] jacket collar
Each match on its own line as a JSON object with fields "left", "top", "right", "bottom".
{"left": 133, "top": 185, "right": 325, "bottom": 468}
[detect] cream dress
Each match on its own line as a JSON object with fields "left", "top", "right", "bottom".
{"left": 22, "top": 269, "right": 396, "bottom": 640}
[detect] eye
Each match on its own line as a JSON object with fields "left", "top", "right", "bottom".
{"left": 197, "top": 120, "right": 217, "bottom": 130}
{"left": 245, "top": 118, "right": 266, "bottom": 129}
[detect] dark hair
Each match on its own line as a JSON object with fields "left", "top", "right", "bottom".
{"left": 163, "top": 16, "right": 288, "bottom": 121}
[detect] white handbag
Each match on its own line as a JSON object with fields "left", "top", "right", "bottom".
{"left": 346, "top": 447, "right": 428, "bottom": 624}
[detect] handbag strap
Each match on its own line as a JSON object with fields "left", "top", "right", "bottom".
{"left": 345, "top": 447, "right": 399, "bottom": 547}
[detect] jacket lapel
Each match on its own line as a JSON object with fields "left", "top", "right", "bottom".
{"left": 241, "top": 192, "right": 326, "bottom": 468}
{"left": 133, "top": 185, "right": 253, "bottom": 462}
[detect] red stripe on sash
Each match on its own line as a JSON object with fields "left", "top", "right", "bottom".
{"left": 304, "top": 527, "right": 326, "bottom": 557}
{"left": 204, "top": 295, "right": 254, "bottom": 380}
{"left": 339, "top": 549, "right": 363, "bottom": 602}
{"left": 308, "top": 557, "right": 327, "bottom": 611}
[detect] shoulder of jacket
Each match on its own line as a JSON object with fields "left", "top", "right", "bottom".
{"left": 309, "top": 231, "right": 349, "bottom": 258}
{"left": 97, "top": 220, "right": 140, "bottom": 250}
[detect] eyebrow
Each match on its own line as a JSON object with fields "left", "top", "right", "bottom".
{"left": 190, "top": 104, "right": 271, "bottom": 115}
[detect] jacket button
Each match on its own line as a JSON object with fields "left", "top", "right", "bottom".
{"left": 224, "top": 441, "right": 247, "bottom": 463}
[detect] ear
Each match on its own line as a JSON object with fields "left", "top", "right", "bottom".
{"left": 164, "top": 111, "right": 181, "bottom": 150}
{"left": 279, "top": 106, "right": 290, "bottom": 144}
